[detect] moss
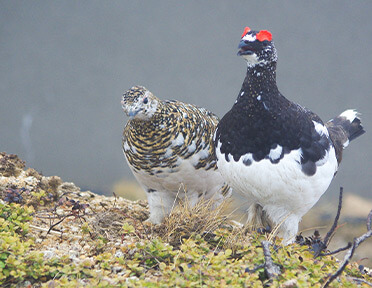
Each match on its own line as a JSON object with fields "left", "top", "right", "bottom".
{"left": 0, "top": 201, "right": 371, "bottom": 287}
{"left": 0, "top": 152, "right": 371, "bottom": 287}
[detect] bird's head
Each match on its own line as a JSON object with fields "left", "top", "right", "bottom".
{"left": 121, "top": 86, "right": 159, "bottom": 121}
{"left": 238, "top": 27, "right": 277, "bottom": 67}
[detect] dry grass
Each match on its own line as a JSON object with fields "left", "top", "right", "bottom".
{"left": 149, "top": 194, "right": 269, "bottom": 254}
{"left": 153, "top": 196, "right": 231, "bottom": 247}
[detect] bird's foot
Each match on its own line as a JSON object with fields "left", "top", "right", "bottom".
{"left": 257, "top": 225, "right": 272, "bottom": 234}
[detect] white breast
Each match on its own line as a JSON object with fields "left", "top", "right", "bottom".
{"left": 215, "top": 140, "right": 338, "bottom": 240}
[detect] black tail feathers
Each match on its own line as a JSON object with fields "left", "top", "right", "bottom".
{"left": 326, "top": 109, "right": 365, "bottom": 164}
{"left": 327, "top": 109, "right": 365, "bottom": 144}
{"left": 347, "top": 116, "right": 365, "bottom": 141}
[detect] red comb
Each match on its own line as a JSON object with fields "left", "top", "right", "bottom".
{"left": 241, "top": 27, "right": 251, "bottom": 38}
{"left": 256, "top": 30, "right": 272, "bottom": 42}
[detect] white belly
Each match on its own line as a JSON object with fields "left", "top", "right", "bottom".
{"left": 216, "top": 141, "right": 338, "bottom": 222}
{"left": 132, "top": 156, "right": 226, "bottom": 198}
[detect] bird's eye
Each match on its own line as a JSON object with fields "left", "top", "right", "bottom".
{"left": 143, "top": 98, "right": 148, "bottom": 104}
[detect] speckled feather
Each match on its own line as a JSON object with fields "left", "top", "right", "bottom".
{"left": 123, "top": 101, "right": 218, "bottom": 174}
{"left": 122, "top": 86, "right": 231, "bottom": 223}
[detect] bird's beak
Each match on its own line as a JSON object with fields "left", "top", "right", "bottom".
{"left": 126, "top": 108, "right": 143, "bottom": 119}
{"left": 128, "top": 110, "right": 138, "bottom": 117}
{"left": 237, "top": 40, "right": 254, "bottom": 56}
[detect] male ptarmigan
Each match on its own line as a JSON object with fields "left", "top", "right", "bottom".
{"left": 214, "top": 27, "right": 365, "bottom": 243}
{"left": 122, "top": 86, "right": 231, "bottom": 224}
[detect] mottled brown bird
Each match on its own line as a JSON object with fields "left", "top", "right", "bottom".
{"left": 122, "top": 86, "right": 231, "bottom": 223}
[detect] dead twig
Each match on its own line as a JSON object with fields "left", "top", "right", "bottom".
{"left": 244, "top": 264, "right": 264, "bottom": 274}
{"left": 323, "top": 187, "right": 343, "bottom": 245}
{"left": 261, "top": 241, "right": 281, "bottom": 280}
{"left": 29, "top": 224, "right": 82, "bottom": 239}
{"left": 35, "top": 212, "right": 95, "bottom": 220}
{"left": 113, "top": 191, "right": 117, "bottom": 208}
{"left": 323, "top": 210, "right": 372, "bottom": 288}
{"left": 367, "top": 210, "right": 372, "bottom": 231}
{"left": 313, "top": 187, "right": 343, "bottom": 257}
{"left": 320, "top": 242, "right": 352, "bottom": 256}
{"left": 347, "top": 276, "right": 372, "bottom": 287}
{"left": 47, "top": 213, "right": 76, "bottom": 235}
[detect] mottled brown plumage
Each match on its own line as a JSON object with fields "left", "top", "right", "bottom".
{"left": 122, "top": 86, "right": 231, "bottom": 223}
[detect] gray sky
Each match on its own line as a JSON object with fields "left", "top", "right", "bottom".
{"left": 1, "top": 1, "right": 371, "bottom": 200}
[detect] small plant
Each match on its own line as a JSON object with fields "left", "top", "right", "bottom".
{"left": 2, "top": 188, "right": 25, "bottom": 204}
{"left": 122, "top": 222, "right": 135, "bottom": 235}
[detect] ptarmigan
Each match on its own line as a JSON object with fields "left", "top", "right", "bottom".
{"left": 214, "top": 27, "right": 365, "bottom": 243}
{"left": 122, "top": 86, "right": 231, "bottom": 224}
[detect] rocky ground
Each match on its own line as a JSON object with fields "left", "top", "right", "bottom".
{"left": 1, "top": 152, "right": 372, "bottom": 287}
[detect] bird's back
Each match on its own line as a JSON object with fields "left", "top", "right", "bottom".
{"left": 123, "top": 100, "right": 220, "bottom": 175}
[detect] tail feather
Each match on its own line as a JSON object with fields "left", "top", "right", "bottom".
{"left": 346, "top": 116, "right": 365, "bottom": 142}
{"left": 333, "top": 110, "right": 365, "bottom": 141}
{"left": 326, "top": 109, "right": 365, "bottom": 164}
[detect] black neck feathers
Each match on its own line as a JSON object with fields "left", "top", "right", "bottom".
{"left": 237, "top": 62, "right": 279, "bottom": 104}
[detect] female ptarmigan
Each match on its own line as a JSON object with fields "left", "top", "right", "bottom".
{"left": 122, "top": 86, "right": 231, "bottom": 224}
{"left": 214, "top": 27, "right": 365, "bottom": 243}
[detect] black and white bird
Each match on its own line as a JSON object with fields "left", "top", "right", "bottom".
{"left": 214, "top": 27, "right": 365, "bottom": 243}
{"left": 122, "top": 86, "right": 231, "bottom": 224}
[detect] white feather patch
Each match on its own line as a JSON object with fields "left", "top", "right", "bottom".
{"left": 268, "top": 145, "right": 283, "bottom": 161}
{"left": 171, "top": 133, "right": 184, "bottom": 147}
{"left": 313, "top": 121, "right": 329, "bottom": 137}
{"left": 340, "top": 109, "right": 358, "bottom": 122}
{"left": 123, "top": 141, "right": 130, "bottom": 151}
{"left": 242, "top": 33, "right": 256, "bottom": 42}
{"left": 188, "top": 141, "right": 196, "bottom": 153}
{"left": 242, "top": 54, "right": 261, "bottom": 67}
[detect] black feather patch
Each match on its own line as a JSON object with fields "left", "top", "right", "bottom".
{"left": 215, "top": 63, "right": 331, "bottom": 175}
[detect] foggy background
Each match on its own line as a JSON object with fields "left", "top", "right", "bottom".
{"left": 1, "top": 1, "right": 371, "bottom": 202}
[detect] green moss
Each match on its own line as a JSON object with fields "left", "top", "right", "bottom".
{"left": 0, "top": 200, "right": 371, "bottom": 287}
{"left": 0, "top": 204, "right": 92, "bottom": 285}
